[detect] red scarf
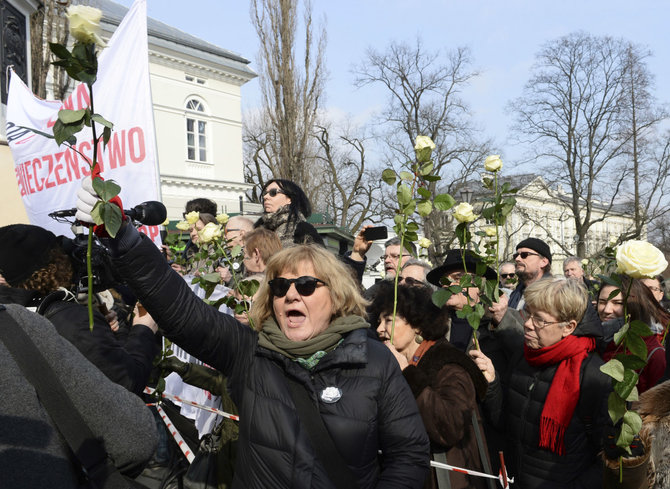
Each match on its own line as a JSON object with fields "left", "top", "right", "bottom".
{"left": 524, "top": 335, "right": 596, "bottom": 455}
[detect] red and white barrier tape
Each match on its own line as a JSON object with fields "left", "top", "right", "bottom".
{"left": 156, "top": 404, "right": 195, "bottom": 463}
{"left": 144, "top": 386, "right": 240, "bottom": 421}
{"left": 147, "top": 386, "right": 513, "bottom": 486}
{"left": 430, "top": 460, "right": 513, "bottom": 488}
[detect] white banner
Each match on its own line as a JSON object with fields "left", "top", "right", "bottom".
{"left": 6, "top": 0, "right": 161, "bottom": 243}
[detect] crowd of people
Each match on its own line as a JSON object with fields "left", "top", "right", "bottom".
{"left": 1, "top": 175, "right": 670, "bottom": 489}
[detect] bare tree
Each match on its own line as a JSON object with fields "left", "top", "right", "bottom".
{"left": 510, "top": 32, "right": 668, "bottom": 256}
{"left": 246, "top": 0, "right": 326, "bottom": 195}
{"left": 353, "top": 39, "right": 492, "bottom": 261}
{"left": 30, "top": 0, "right": 71, "bottom": 99}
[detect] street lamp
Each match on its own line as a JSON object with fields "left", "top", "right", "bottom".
{"left": 459, "top": 185, "right": 474, "bottom": 204}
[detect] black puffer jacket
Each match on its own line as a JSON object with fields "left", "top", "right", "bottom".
{"left": 111, "top": 224, "right": 430, "bottom": 489}
{"left": 485, "top": 306, "right": 612, "bottom": 489}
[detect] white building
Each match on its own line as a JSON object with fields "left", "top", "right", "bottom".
{"left": 0, "top": 0, "right": 260, "bottom": 225}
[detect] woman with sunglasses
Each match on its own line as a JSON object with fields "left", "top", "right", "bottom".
{"left": 470, "top": 277, "right": 611, "bottom": 489}
{"left": 73, "top": 177, "right": 430, "bottom": 489}
{"left": 254, "top": 179, "right": 324, "bottom": 248}
{"left": 369, "top": 281, "right": 490, "bottom": 489}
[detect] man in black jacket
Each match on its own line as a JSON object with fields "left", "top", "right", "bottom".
{"left": 0, "top": 224, "right": 158, "bottom": 395}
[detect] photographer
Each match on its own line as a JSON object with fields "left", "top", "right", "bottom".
{"left": 0, "top": 224, "right": 159, "bottom": 395}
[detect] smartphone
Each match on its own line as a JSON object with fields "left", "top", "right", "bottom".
{"left": 363, "top": 226, "right": 388, "bottom": 241}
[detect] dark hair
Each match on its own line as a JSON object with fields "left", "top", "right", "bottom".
{"left": 263, "top": 179, "right": 312, "bottom": 220}
{"left": 367, "top": 281, "right": 449, "bottom": 340}
{"left": 621, "top": 276, "right": 670, "bottom": 326}
{"left": 197, "top": 213, "right": 218, "bottom": 225}
{"left": 185, "top": 198, "right": 217, "bottom": 215}
{"left": 17, "top": 248, "right": 73, "bottom": 296}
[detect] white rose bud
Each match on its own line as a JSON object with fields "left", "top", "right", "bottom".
{"left": 414, "top": 135, "right": 436, "bottom": 163}
{"left": 161, "top": 218, "right": 170, "bottom": 227}
{"left": 581, "top": 258, "right": 589, "bottom": 266}
{"left": 609, "top": 235, "right": 618, "bottom": 246}
{"left": 452, "top": 202, "right": 478, "bottom": 224}
{"left": 198, "top": 222, "right": 222, "bottom": 243}
{"left": 483, "top": 226, "right": 497, "bottom": 237}
{"left": 176, "top": 220, "right": 190, "bottom": 231}
{"left": 418, "top": 238, "right": 432, "bottom": 249}
{"left": 184, "top": 211, "right": 200, "bottom": 225}
{"left": 615, "top": 240, "right": 668, "bottom": 279}
{"left": 484, "top": 154, "right": 503, "bottom": 172}
{"left": 66, "top": 6, "right": 106, "bottom": 46}
{"left": 216, "top": 213, "right": 229, "bottom": 225}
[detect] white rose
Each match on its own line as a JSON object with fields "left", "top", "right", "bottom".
{"left": 581, "top": 258, "right": 589, "bottom": 266}
{"left": 452, "top": 202, "right": 478, "bottom": 224}
{"left": 198, "top": 222, "right": 222, "bottom": 243}
{"left": 615, "top": 240, "right": 668, "bottom": 279}
{"left": 414, "top": 135, "right": 436, "bottom": 163}
{"left": 609, "top": 235, "right": 618, "bottom": 246}
{"left": 66, "top": 6, "right": 106, "bottom": 46}
{"left": 175, "top": 220, "right": 190, "bottom": 231}
{"left": 418, "top": 238, "right": 432, "bottom": 249}
{"left": 483, "top": 226, "right": 497, "bottom": 237}
{"left": 484, "top": 154, "right": 503, "bottom": 172}
{"left": 216, "top": 213, "right": 229, "bottom": 225}
{"left": 184, "top": 211, "right": 200, "bottom": 225}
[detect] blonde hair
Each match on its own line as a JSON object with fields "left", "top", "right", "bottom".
{"left": 249, "top": 245, "right": 368, "bottom": 330}
{"left": 524, "top": 277, "right": 588, "bottom": 324}
{"left": 243, "top": 228, "right": 282, "bottom": 264}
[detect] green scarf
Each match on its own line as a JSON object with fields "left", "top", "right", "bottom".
{"left": 258, "top": 315, "right": 368, "bottom": 360}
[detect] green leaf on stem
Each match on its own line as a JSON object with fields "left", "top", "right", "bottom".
{"left": 419, "top": 162, "right": 434, "bottom": 176}
{"left": 103, "top": 126, "right": 112, "bottom": 147}
{"left": 397, "top": 184, "right": 412, "bottom": 206}
{"left": 16, "top": 125, "right": 55, "bottom": 140}
{"left": 76, "top": 70, "right": 97, "bottom": 85}
{"left": 417, "top": 187, "right": 431, "bottom": 199}
{"left": 92, "top": 177, "right": 121, "bottom": 201}
{"left": 58, "top": 108, "right": 87, "bottom": 124}
{"left": 53, "top": 118, "right": 83, "bottom": 146}
{"left": 422, "top": 175, "right": 441, "bottom": 182}
{"left": 626, "top": 333, "right": 649, "bottom": 361}
{"left": 100, "top": 202, "right": 123, "bottom": 238}
{"left": 399, "top": 171, "right": 414, "bottom": 181}
{"left": 600, "top": 358, "right": 625, "bottom": 381}
{"left": 432, "top": 288, "right": 451, "bottom": 308}
{"left": 406, "top": 221, "right": 420, "bottom": 232}
{"left": 613, "top": 323, "right": 629, "bottom": 345}
{"left": 626, "top": 385, "right": 639, "bottom": 402}
{"left": 614, "top": 353, "right": 647, "bottom": 371}
{"left": 597, "top": 274, "right": 622, "bottom": 287}
{"left": 417, "top": 200, "right": 432, "bottom": 217}
{"left": 238, "top": 279, "right": 260, "bottom": 297}
{"left": 434, "top": 193, "right": 456, "bottom": 211}
{"left": 629, "top": 319, "right": 653, "bottom": 337}
{"left": 382, "top": 169, "right": 397, "bottom": 185}
{"left": 90, "top": 201, "right": 104, "bottom": 225}
{"left": 613, "top": 369, "right": 639, "bottom": 399}
{"left": 617, "top": 411, "right": 643, "bottom": 450}
{"left": 404, "top": 230, "right": 418, "bottom": 242}
{"left": 49, "top": 42, "right": 71, "bottom": 60}
{"left": 91, "top": 113, "right": 114, "bottom": 129}
{"left": 201, "top": 272, "right": 222, "bottom": 283}
{"left": 607, "top": 391, "right": 626, "bottom": 424}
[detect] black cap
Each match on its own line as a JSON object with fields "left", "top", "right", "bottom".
{"left": 516, "top": 238, "right": 552, "bottom": 263}
{"left": 426, "top": 249, "right": 497, "bottom": 287}
{"left": 0, "top": 224, "right": 59, "bottom": 286}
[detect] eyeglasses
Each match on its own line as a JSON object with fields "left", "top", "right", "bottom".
{"left": 263, "top": 188, "right": 285, "bottom": 199}
{"left": 268, "top": 276, "right": 328, "bottom": 297}
{"left": 513, "top": 251, "right": 541, "bottom": 260}
{"left": 519, "top": 309, "right": 566, "bottom": 329}
{"left": 399, "top": 276, "right": 424, "bottom": 287}
{"left": 501, "top": 273, "right": 516, "bottom": 279}
{"left": 382, "top": 253, "right": 410, "bottom": 261}
{"left": 646, "top": 286, "right": 663, "bottom": 293}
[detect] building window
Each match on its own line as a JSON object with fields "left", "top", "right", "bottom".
{"left": 186, "top": 98, "right": 207, "bottom": 162}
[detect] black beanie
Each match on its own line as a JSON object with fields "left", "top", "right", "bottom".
{"left": 0, "top": 224, "right": 59, "bottom": 286}
{"left": 516, "top": 237, "right": 552, "bottom": 263}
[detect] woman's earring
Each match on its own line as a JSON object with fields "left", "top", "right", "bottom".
{"left": 414, "top": 334, "right": 423, "bottom": 344}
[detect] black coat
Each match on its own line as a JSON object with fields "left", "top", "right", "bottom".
{"left": 111, "top": 225, "right": 430, "bottom": 489}
{"left": 0, "top": 286, "right": 158, "bottom": 395}
{"left": 484, "top": 306, "right": 612, "bottom": 489}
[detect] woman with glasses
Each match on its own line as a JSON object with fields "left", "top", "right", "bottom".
{"left": 597, "top": 276, "right": 667, "bottom": 393}
{"left": 369, "top": 281, "right": 490, "bottom": 489}
{"left": 73, "top": 177, "right": 430, "bottom": 489}
{"left": 255, "top": 179, "right": 324, "bottom": 247}
{"left": 470, "top": 278, "right": 611, "bottom": 489}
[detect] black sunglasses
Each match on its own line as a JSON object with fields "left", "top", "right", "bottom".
{"left": 263, "top": 188, "right": 285, "bottom": 199}
{"left": 501, "top": 273, "right": 516, "bottom": 279}
{"left": 513, "top": 251, "right": 540, "bottom": 260}
{"left": 268, "top": 276, "right": 327, "bottom": 297}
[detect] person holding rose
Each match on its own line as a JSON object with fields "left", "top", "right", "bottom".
{"left": 74, "top": 176, "right": 430, "bottom": 489}
{"left": 470, "top": 277, "right": 611, "bottom": 489}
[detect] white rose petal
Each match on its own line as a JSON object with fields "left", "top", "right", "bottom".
{"left": 615, "top": 240, "right": 668, "bottom": 278}
{"left": 484, "top": 154, "right": 503, "bottom": 172}
{"left": 66, "top": 6, "right": 106, "bottom": 46}
{"left": 184, "top": 211, "right": 200, "bottom": 225}
{"left": 452, "top": 202, "right": 478, "bottom": 224}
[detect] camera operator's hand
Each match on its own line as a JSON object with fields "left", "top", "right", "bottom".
{"left": 351, "top": 225, "right": 374, "bottom": 262}
{"left": 75, "top": 176, "right": 100, "bottom": 224}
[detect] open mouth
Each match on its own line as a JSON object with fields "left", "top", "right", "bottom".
{"left": 286, "top": 309, "right": 306, "bottom": 327}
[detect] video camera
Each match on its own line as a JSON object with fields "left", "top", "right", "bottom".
{"left": 49, "top": 201, "right": 167, "bottom": 295}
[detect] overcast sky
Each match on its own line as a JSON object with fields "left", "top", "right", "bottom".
{"left": 115, "top": 0, "right": 670, "bottom": 169}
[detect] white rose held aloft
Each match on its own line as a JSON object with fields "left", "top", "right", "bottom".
{"left": 184, "top": 211, "right": 200, "bottom": 225}
{"left": 484, "top": 154, "right": 503, "bottom": 172}
{"left": 414, "top": 135, "right": 436, "bottom": 163}
{"left": 66, "top": 6, "right": 106, "bottom": 46}
{"left": 453, "top": 202, "right": 478, "bottom": 224}
{"left": 615, "top": 240, "right": 668, "bottom": 279}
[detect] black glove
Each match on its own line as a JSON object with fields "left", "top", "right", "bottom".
{"left": 603, "top": 424, "right": 645, "bottom": 460}
{"left": 159, "top": 356, "right": 190, "bottom": 376}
